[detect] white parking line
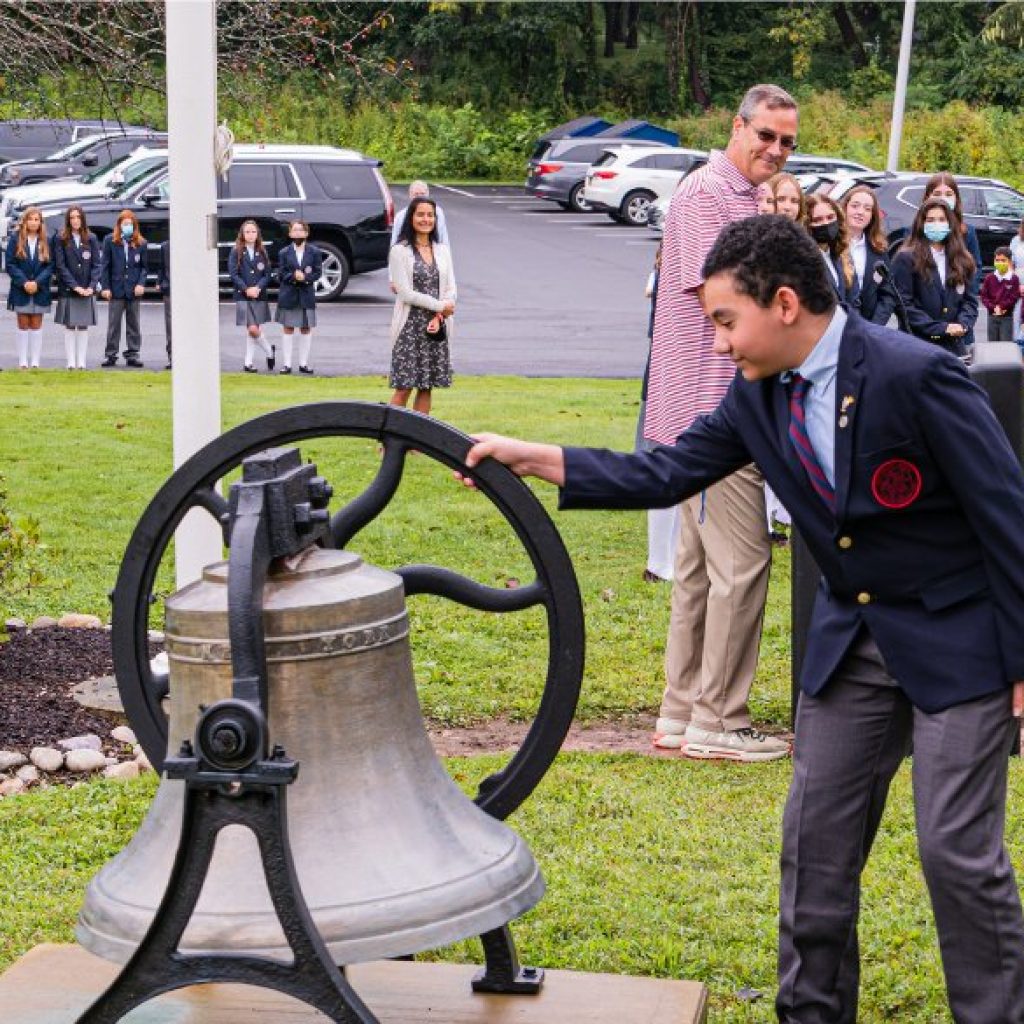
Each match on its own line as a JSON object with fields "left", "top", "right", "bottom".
{"left": 626, "top": 240, "right": 659, "bottom": 246}
{"left": 432, "top": 184, "right": 477, "bottom": 198}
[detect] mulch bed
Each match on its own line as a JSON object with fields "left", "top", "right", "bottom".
{"left": 0, "top": 627, "right": 139, "bottom": 751}
{"left": 0, "top": 627, "right": 664, "bottom": 758}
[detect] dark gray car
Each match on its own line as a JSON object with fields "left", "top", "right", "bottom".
{"left": 525, "top": 137, "right": 667, "bottom": 212}
{"left": 0, "top": 119, "right": 150, "bottom": 163}
{"left": 0, "top": 130, "right": 165, "bottom": 189}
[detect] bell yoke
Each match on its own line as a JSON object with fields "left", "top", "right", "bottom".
{"left": 73, "top": 404, "right": 586, "bottom": 1024}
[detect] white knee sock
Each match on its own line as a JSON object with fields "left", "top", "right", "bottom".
{"left": 244, "top": 336, "right": 255, "bottom": 368}
{"left": 29, "top": 329, "right": 42, "bottom": 368}
{"left": 298, "top": 332, "right": 312, "bottom": 368}
{"left": 64, "top": 330, "right": 76, "bottom": 369}
{"left": 256, "top": 331, "right": 272, "bottom": 358}
{"left": 16, "top": 330, "right": 28, "bottom": 367}
{"left": 282, "top": 334, "right": 293, "bottom": 369}
{"left": 75, "top": 330, "right": 89, "bottom": 370}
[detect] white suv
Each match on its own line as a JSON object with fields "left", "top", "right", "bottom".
{"left": 582, "top": 146, "right": 706, "bottom": 226}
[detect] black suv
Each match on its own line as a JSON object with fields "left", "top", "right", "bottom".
{"left": 830, "top": 172, "right": 1024, "bottom": 268}
{"left": 0, "top": 129, "right": 166, "bottom": 189}
{"left": 33, "top": 144, "right": 393, "bottom": 300}
{"left": 0, "top": 119, "right": 151, "bottom": 163}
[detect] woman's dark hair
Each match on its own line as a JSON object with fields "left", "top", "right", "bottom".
{"left": 60, "top": 205, "right": 92, "bottom": 245}
{"left": 234, "top": 218, "right": 267, "bottom": 259}
{"left": 702, "top": 214, "right": 837, "bottom": 315}
{"left": 901, "top": 198, "right": 975, "bottom": 288}
{"left": 923, "top": 172, "right": 968, "bottom": 236}
{"left": 398, "top": 196, "right": 438, "bottom": 248}
{"left": 803, "top": 193, "right": 855, "bottom": 289}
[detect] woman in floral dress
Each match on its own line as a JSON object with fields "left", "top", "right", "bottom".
{"left": 387, "top": 196, "right": 457, "bottom": 415}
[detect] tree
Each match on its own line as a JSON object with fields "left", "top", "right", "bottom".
{"left": 0, "top": 1, "right": 407, "bottom": 123}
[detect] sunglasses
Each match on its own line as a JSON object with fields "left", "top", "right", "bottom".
{"left": 747, "top": 123, "right": 798, "bottom": 151}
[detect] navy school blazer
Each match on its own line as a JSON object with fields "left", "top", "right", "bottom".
{"left": 823, "top": 249, "right": 860, "bottom": 310}
{"left": 5, "top": 235, "right": 54, "bottom": 309}
{"left": 275, "top": 243, "right": 322, "bottom": 310}
{"left": 559, "top": 312, "right": 1024, "bottom": 713}
{"left": 100, "top": 235, "right": 148, "bottom": 300}
{"left": 890, "top": 249, "right": 978, "bottom": 356}
{"left": 854, "top": 245, "right": 900, "bottom": 328}
{"left": 228, "top": 245, "right": 272, "bottom": 301}
{"left": 53, "top": 232, "right": 101, "bottom": 295}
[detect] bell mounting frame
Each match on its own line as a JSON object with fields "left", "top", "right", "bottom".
{"left": 111, "top": 401, "right": 585, "bottom": 821}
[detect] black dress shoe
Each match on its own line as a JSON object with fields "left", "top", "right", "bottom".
{"left": 267, "top": 345, "right": 276, "bottom": 371}
{"left": 243, "top": 365, "right": 258, "bottom": 373}
{"left": 279, "top": 367, "right": 292, "bottom": 375}
{"left": 298, "top": 365, "right": 314, "bottom": 375}
{"left": 101, "top": 357, "right": 117, "bottom": 367}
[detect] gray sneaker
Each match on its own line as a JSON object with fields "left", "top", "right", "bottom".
{"left": 683, "top": 725, "right": 790, "bottom": 762}
{"left": 652, "top": 716, "right": 688, "bottom": 750}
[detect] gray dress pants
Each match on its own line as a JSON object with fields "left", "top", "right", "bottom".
{"left": 105, "top": 298, "right": 142, "bottom": 360}
{"left": 776, "top": 631, "right": 1024, "bottom": 1024}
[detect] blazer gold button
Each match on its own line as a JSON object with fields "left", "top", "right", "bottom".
{"left": 838, "top": 536, "right": 853, "bottom": 549}
{"left": 857, "top": 591, "right": 871, "bottom": 605}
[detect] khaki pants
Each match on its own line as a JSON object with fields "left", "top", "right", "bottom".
{"left": 661, "top": 464, "right": 771, "bottom": 732}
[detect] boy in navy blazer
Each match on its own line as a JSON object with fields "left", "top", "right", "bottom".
{"left": 463, "top": 216, "right": 1024, "bottom": 1023}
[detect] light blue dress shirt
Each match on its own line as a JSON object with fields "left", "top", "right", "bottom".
{"left": 780, "top": 305, "right": 847, "bottom": 487}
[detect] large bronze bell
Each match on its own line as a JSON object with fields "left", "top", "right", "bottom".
{"left": 77, "top": 544, "right": 544, "bottom": 965}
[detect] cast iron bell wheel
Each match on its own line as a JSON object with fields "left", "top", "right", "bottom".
{"left": 110, "top": 401, "right": 585, "bottom": 821}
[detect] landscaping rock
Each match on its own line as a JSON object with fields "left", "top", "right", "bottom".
{"left": 65, "top": 749, "right": 107, "bottom": 773}
{"left": 29, "top": 616, "right": 58, "bottom": 630}
{"left": 58, "top": 733, "right": 103, "bottom": 752}
{"left": 0, "top": 777, "right": 25, "bottom": 796}
{"left": 111, "top": 725, "right": 137, "bottom": 746}
{"left": 16, "top": 765, "right": 39, "bottom": 784}
{"left": 30, "top": 747, "right": 64, "bottom": 772}
{"left": 58, "top": 613, "right": 104, "bottom": 629}
{"left": 0, "top": 750, "right": 27, "bottom": 771}
{"left": 103, "top": 761, "right": 140, "bottom": 781}
{"left": 4, "top": 617, "right": 26, "bottom": 632}
{"left": 148, "top": 630, "right": 165, "bottom": 643}
{"left": 135, "top": 748, "right": 153, "bottom": 773}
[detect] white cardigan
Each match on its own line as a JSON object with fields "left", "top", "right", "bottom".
{"left": 388, "top": 242, "right": 457, "bottom": 345}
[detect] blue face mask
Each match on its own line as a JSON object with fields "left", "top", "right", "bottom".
{"left": 121, "top": 223, "right": 134, "bottom": 239}
{"left": 923, "top": 223, "right": 950, "bottom": 243}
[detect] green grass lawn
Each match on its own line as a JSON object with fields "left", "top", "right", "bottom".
{"left": 0, "top": 371, "right": 792, "bottom": 730}
{"left": 4, "top": 755, "right": 1022, "bottom": 1022}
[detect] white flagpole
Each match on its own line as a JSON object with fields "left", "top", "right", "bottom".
{"left": 887, "top": 0, "right": 917, "bottom": 172}
{"left": 166, "top": 0, "right": 223, "bottom": 588}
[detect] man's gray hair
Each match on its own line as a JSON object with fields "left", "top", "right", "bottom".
{"left": 737, "top": 84, "right": 798, "bottom": 121}
{"left": 408, "top": 180, "right": 430, "bottom": 198}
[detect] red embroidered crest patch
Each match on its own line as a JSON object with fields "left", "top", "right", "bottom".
{"left": 870, "top": 458, "right": 922, "bottom": 509}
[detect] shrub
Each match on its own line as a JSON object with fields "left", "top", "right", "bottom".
{"left": 0, "top": 474, "right": 42, "bottom": 624}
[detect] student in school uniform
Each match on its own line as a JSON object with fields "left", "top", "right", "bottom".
{"left": 52, "top": 205, "right": 101, "bottom": 370}
{"left": 462, "top": 215, "right": 1024, "bottom": 1024}
{"left": 803, "top": 193, "right": 859, "bottom": 309}
{"left": 840, "top": 184, "right": 902, "bottom": 329}
{"left": 274, "top": 219, "right": 322, "bottom": 375}
{"left": 5, "top": 205, "right": 53, "bottom": 369}
{"left": 891, "top": 197, "right": 978, "bottom": 360}
{"left": 157, "top": 239, "right": 171, "bottom": 369}
{"left": 99, "top": 209, "right": 148, "bottom": 368}
{"left": 228, "top": 219, "right": 275, "bottom": 373}
{"left": 979, "top": 245, "right": 1019, "bottom": 342}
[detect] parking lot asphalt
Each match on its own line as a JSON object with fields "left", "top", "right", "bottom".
{"left": 0, "top": 185, "right": 659, "bottom": 379}
{"left": 0, "top": 183, "right": 993, "bottom": 378}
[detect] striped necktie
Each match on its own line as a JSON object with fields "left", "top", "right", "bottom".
{"left": 788, "top": 374, "right": 835, "bottom": 511}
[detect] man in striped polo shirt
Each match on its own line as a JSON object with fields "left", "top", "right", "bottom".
{"left": 647, "top": 84, "right": 798, "bottom": 762}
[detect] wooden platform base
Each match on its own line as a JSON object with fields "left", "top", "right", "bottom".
{"left": 0, "top": 944, "right": 707, "bottom": 1023}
